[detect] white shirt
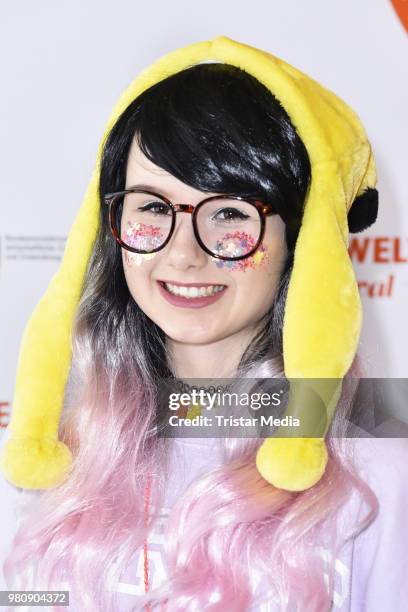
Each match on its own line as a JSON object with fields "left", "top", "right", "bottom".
{"left": 1, "top": 428, "right": 408, "bottom": 611}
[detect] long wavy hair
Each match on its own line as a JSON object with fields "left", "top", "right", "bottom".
{"left": 4, "top": 63, "right": 378, "bottom": 611}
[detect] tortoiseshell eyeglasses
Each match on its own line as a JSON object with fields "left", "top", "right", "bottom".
{"left": 104, "top": 187, "right": 276, "bottom": 261}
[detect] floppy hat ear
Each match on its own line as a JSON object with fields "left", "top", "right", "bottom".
{"left": 256, "top": 146, "right": 377, "bottom": 491}
{"left": 0, "top": 171, "right": 101, "bottom": 488}
{"left": 0, "top": 35, "right": 377, "bottom": 492}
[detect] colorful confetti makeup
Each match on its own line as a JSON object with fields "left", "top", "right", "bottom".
{"left": 211, "top": 230, "right": 269, "bottom": 271}
{"left": 124, "top": 221, "right": 164, "bottom": 250}
{"left": 122, "top": 221, "right": 164, "bottom": 266}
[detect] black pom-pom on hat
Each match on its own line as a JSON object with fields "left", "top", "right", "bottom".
{"left": 347, "top": 187, "right": 379, "bottom": 233}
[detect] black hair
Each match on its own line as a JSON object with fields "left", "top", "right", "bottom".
{"left": 100, "top": 62, "right": 311, "bottom": 252}
{"left": 90, "top": 63, "right": 312, "bottom": 373}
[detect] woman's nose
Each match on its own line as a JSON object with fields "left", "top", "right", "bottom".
{"left": 165, "top": 212, "right": 207, "bottom": 270}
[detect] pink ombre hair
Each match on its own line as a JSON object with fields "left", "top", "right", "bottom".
{"left": 3, "top": 326, "right": 378, "bottom": 611}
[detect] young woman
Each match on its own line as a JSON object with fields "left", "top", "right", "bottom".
{"left": 1, "top": 36, "right": 407, "bottom": 611}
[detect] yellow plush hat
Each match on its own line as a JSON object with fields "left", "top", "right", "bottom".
{"left": 0, "top": 36, "right": 377, "bottom": 492}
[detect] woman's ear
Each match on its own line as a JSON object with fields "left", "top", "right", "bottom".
{"left": 347, "top": 187, "right": 379, "bottom": 233}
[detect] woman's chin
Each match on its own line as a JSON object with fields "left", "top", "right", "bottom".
{"left": 162, "top": 322, "right": 222, "bottom": 347}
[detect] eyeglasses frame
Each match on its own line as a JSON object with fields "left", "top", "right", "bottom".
{"left": 104, "top": 187, "right": 276, "bottom": 261}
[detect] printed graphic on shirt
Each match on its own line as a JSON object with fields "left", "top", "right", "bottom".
{"left": 115, "top": 507, "right": 170, "bottom": 596}
{"left": 317, "top": 546, "right": 350, "bottom": 608}
{"left": 112, "top": 510, "right": 350, "bottom": 608}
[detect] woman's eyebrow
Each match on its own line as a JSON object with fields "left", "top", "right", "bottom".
{"left": 128, "top": 183, "right": 171, "bottom": 198}
{"left": 127, "top": 183, "right": 220, "bottom": 200}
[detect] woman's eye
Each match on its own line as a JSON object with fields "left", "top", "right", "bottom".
{"left": 138, "top": 202, "right": 171, "bottom": 215}
{"left": 213, "top": 207, "right": 250, "bottom": 222}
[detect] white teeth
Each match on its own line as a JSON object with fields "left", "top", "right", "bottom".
{"left": 163, "top": 283, "right": 225, "bottom": 298}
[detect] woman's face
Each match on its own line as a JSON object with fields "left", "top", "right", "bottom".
{"left": 122, "top": 141, "right": 288, "bottom": 346}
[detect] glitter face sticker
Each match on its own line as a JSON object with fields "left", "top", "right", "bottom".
{"left": 123, "top": 221, "right": 164, "bottom": 266}
{"left": 211, "top": 230, "right": 269, "bottom": 271}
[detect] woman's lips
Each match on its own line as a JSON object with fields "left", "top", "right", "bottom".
{"left": 156, "top": 280, "right": 228, "bottom": 309}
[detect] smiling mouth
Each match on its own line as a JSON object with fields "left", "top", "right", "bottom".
{"left": 158, "top": 280, "right": 227, "bottom": 299}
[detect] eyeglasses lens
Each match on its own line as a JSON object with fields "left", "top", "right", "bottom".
{"left": 118, "top": 193, "right": 171, "bottom": 252}
{"left": 196, "top": 199, "right": 261, "bottom": 258}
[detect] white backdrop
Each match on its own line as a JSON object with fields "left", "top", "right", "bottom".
{"left": 1, "top": 0, "right": 407, "bottom": 432}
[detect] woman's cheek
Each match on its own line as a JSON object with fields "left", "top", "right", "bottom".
{"left": 124, "top": 251, "right": 158, "bottom": 267}
{"left": 210, "top": 230, "right": 270, "bottom": 272}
